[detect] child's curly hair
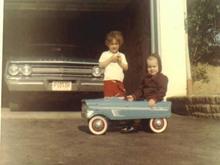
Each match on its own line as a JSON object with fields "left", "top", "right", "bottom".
{"left": 105, "top": 31, "right": 124, "bottom": 47}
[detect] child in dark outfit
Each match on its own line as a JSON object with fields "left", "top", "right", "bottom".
{"left": 121, "top": 54, "right": 168, "bottom": 133}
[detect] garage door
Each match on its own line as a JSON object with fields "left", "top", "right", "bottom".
{"left": 3, "top": 0, "right": 151, "bottom": 105}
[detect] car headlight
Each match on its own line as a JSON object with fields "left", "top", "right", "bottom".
{"left": 21, "top": 64, "right": 32, "bottom": 76}
{"left": 92, "top": 66, "right": 102, "bottom": 77}
{"left": 87, "top": 110, "right": 94, "bottom": 118}
{"left": 8, "top": 64, "right": 19, "bottom": 76}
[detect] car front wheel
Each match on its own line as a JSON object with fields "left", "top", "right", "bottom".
{"left": 88, "top": 116, "right": 108, "bottom": 135}
{"left": 149, "top": 118, "right": 168, "bottom": 133}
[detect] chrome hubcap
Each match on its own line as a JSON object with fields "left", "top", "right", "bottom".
{"left": 93, "top": 119, "right": 104, "bottom": 131}
{"left": 153, "top": 119, "right": 164, "bottom": 129}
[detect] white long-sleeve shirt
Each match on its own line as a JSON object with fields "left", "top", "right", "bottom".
{"left": 99, "top": 51, "right": 128, "bottom": 82}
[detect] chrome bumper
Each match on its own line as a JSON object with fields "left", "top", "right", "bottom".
{"left": 81, "top": 102, "right": 88, "bottom": 119}
{"left": 6, "top": 79, "right": 103, "bottom": 92}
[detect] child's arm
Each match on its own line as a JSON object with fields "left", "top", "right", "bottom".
{"left": 127, "top": 95, "right": 134, "bottom": 101}
{"left": 118, "top": 60, "right": 128, "bottom": 71}
{"left": 127, "top": 95, "right": 156, "bottom": 107}
{"left": 127, "top": 78, "right": 145, "bottom": 101}
{"left": 99, "top": 54, "right": 117, "bottom": 68}
{"left": 117, "top": 54, "right": 128, "bottom": 71}
{"left": 147, "top": 75, "right": 168, "bottom": 105}
{"left": 154, "top": 76, "right": 168, "bottom": 101}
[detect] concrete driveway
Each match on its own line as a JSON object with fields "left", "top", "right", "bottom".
{"left": 1, "top": 108, "right": 220, "bottom": 165}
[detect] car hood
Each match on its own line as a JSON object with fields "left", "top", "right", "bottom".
{"left": 6, "top": 43, "right": 99, "bottom": 65}
{"left": 8, "top": 55, "right": 99, "bottom": 65}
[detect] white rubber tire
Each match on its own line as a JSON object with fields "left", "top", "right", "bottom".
{"left": 149, "top": 118, "right": 168, "bottom": 133}
{"left": 89, "top": 116, "right": 108, "bottom": 135}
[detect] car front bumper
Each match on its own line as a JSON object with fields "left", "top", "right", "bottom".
{"left": 6, "top": 79, "right": 103, "bottom": 92}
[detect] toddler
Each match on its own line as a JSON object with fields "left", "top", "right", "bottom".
{"left": 122, "top": 54, "right": 168, "bottom": 133}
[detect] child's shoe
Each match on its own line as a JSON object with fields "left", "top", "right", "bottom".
{"left": 120, "top": 126, "right": 137, "bottom": 133}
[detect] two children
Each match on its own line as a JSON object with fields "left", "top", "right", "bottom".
{"left": 99, "top": 30, "right": 168, "bottom": 132}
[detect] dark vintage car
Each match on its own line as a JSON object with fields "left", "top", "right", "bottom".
{"left": 4, "top": 43, "right": 104, "bottom": 109}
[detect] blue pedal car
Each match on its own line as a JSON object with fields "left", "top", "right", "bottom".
{"left": 81, "top": 98, "right": 171, "bottom": 135}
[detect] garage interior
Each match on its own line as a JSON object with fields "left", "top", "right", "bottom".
{"left": 2, "top": 0, "right": 151, "bottom": 107}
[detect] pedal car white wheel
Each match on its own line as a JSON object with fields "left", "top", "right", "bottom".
{"left": 149, "top": 118, "right": 168, "bottom": 133}
{"left": 89, "top": 116, "right": 108, "bottom": 135}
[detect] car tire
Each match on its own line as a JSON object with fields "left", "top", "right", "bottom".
{"left": 88, "top": 116, "right": 108, "bottom": 135}
{"left": 149, "top": 118, "right": 168, "bottom": 133}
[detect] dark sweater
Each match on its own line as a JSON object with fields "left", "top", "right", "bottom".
{"left": 133, "top": 73, "right": 168, "bottom": 102}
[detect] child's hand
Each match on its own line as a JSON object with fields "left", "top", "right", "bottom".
{"left": 111, "top": 54, "right": 118, "bottom": 62}
{"left": 148, "top": 99, "right": 156, "bottom": 107}
{"left": 116, "top": 55, "right": 122, "bottom": 63}
{"left": 127, "top": 95, "right": 134, "bottom": 101}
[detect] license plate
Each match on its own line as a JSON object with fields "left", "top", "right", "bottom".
{"left": 52, "top": 81, "right": 72, "bottom": 91}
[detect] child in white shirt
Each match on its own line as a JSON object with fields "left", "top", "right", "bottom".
{"left": 99, "top": 31, "right": 128, "bottom": 97}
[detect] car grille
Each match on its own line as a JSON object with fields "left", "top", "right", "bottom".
{"left": 7, "top": 62, "right": 102, "bottom": 79}
{"left": 32, "top": 66, "right": 92, "bottom": 77}
{"left": 32, "top": 64, "right": 95, "bottom": 77}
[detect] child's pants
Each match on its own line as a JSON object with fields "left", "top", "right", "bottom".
{"left": 104, "top": 80, "right": 126, "bottom": 97}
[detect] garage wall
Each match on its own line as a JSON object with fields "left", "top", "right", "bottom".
{"left": 0, "top": 0, "right": 4, "bottom": 136}
{"left": 157, "top": 0, "right": 187, "bottom": 96}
